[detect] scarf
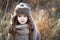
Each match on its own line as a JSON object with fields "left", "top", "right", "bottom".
{"left": 16, "top": 24, "right": 29, "bottom": 35}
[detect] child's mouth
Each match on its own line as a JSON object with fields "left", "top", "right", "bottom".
{"left": 21, "top": 21, "right": 24, "bottom": 22}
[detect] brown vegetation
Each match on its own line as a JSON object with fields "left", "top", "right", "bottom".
{"left": 0, "top": 0, "right": 60, "bottom": 40}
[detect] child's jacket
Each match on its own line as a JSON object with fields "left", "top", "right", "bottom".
{"left": 7, "top": 24, "right": 41, "bottom": 40}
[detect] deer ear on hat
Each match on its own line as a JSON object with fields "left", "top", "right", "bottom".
{"left": 15, "top": 2, "right": 30, "bottom": 11}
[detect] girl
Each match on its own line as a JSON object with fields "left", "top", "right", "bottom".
{"left": 7, "top": 2, "right": 41, "bottom": 40}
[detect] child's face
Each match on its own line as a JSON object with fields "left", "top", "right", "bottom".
{"left": 17, "top": 14, "right": 28, "bottom": 24}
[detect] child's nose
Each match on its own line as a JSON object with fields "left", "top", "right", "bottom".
{"left": 21, "top": 16, "right": 24, "bottom": 19}
{"left": 21, "top": 15, "right": 24, "bottom": 18}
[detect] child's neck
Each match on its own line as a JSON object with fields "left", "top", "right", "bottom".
{"left": 20, "top": 23, "right": 27, "bottom": 25}
{"left": 17, "top": 23, "right": 28, "bottom": 26}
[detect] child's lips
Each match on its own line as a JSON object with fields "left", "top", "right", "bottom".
{"left": 21, "top": 21, "right": 24, "bottom": 22}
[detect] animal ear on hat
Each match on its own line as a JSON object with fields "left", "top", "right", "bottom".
{"left": 15, "top": 2, "right": 30, "bottom": 11}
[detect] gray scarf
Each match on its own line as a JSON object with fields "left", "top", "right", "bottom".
{"left": 16, "top": 24, "right": 29, "bottom": 35}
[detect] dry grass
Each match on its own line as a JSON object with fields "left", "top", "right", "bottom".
{"left": 0, "top": 0, "right": 60, "bottom": 40}
{"left": 0, "top": 8, "right": 60, "bottom": 40}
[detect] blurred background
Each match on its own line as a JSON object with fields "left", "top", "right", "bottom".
{"left": 0, "top": 0, "right": 60, "bottom": 40}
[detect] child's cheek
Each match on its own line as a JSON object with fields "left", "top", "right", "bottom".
{"left": 18, "top": 18, "right": 21, "bottom": 23}
{"left": 24, "top": 17, "right": 28, "bottom": 23}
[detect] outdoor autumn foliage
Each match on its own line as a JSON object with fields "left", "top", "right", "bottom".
{"left": 0, "top": 0, "right": 60, "bottom": 40}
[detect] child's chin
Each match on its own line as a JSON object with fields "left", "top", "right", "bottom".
{"left": 20, "top": 22, "right": 26, "bottom": 24}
